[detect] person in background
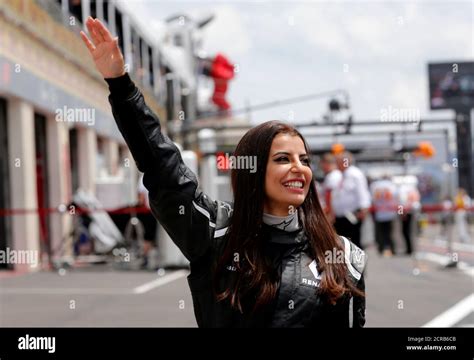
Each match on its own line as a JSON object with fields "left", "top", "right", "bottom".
{"left": 397, "top": 181, "right": 421, "bottom": 255}
{"left": 137, "top": 173, "right": 156, "bottom": 268}
{"left": 332, "top": 152, "right": 371, "bottom": 249}
{"left": 439, "top": 195, "right": 453, "bottom": 240}
{"left": 370, "top": 175, "right": 398, "bottom": 256}
{"left": 454, "top": 188, "right": 472, "bottom": 243}
{"left": 319, "top": 153, "right": 342, "bottom": 221}
{"left": 137, "top": 173, "right": 150, "bottom": 209}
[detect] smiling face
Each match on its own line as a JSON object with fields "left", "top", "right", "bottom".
{"left": 263, "top": 133, "right": 313, "bottom": 216}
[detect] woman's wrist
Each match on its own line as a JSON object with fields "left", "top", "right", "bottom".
{"left": 105, "top": 73, "right": 135, "bottom": 98}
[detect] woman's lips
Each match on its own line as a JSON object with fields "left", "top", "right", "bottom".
{"left": 283, "top": 185, "right": 304, "bottom": 194}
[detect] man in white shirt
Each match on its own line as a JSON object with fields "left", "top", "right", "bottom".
{"left": 331, "top": 152, "right": 371, "bottom": 249}
{"left": 370, "top": 176, "right": 398, "bottom": 256}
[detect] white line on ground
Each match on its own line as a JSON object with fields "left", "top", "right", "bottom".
{"left": 0, "top": 288, "right": 129, "bottom": 295}
{"left": 423, "top": 294, "right": 474, "bottom": 327}
{"left": 416, "top": 252, "right": 474, "bottom": 277}
{"left": 132, "top": 270, "right": 189, "bottom": 294}
{"left": 432, "top": 239, "right": 474, "bottom": 253}
{"left": 0, "top": 270, "right": 189, "bottom": 295}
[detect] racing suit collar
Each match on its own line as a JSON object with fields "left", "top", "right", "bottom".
{"left": 262, "top": 210, "right": 301, "bottom": 232}
{"left": 262, "top": 224, "right": 307, "bottom": 245}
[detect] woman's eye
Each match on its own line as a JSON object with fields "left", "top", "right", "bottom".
{"left": 275, "top": 156, "right": 309, "bottom": 165}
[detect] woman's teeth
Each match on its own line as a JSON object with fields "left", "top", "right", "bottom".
{"left": 284, "top": 181, "right": 303, "bottom": 188}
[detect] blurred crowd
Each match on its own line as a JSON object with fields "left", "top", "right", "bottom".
{"left": 317, "top": 152, "right": 472, "bottom": 256}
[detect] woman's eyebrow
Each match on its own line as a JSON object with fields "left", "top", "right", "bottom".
{"left": 272, "top": 151, "right": 308, "bottom": 157}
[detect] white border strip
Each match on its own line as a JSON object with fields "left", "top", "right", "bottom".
{"left": 342, "top": 237, "right": 361, "bottom": 280}
{"left": 192, "top": 201, "right": 216, "bottom": 228}
{"left": 214, "top": 227, "right": 228, "bottom": 238}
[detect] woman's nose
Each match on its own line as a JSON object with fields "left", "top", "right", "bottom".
{"left": 290, "top": 160, "right": 304, "bottom": 172}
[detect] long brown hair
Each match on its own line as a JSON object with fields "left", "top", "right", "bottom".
{"left": 214, "top": 120, "right": 364, "bottom": 313}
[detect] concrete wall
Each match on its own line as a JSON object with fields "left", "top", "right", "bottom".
{"left": 7, "top": 99, "right": 40, "bottom": 271}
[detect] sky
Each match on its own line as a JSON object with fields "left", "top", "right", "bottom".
{"left": 121, "top": 0, "right": 473, "bottom": 126}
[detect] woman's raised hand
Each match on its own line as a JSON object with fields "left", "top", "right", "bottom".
{"left": 80, "top": 17, "right": 126, "bottom": 79}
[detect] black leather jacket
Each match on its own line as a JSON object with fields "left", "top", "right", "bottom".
{"left": 106, "top": 74, "right": 367, "bottom": 328}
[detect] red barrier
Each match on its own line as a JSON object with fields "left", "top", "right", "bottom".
{"left": 0, "top": 206, "right": 152, "bottom": 216}
{"left": 0, "top": 204, "right": 472, "bottom": 217}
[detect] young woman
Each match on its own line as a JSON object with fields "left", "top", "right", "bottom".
{"left": 81, "top": 17, "right": 367, "bottom": 328}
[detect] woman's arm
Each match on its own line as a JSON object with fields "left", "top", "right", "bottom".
{"left": 81, "top": 18, "right": 219, "bottom": 261}
{"left": 340, "top": 236, "right": 367, "bottom": 327}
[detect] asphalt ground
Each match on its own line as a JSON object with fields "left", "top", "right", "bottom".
{"left": 0, "top": 248, "right": 472, "bottom": 327}
{"left": 0, "top": 221, "right": 472, "bottom": 327}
